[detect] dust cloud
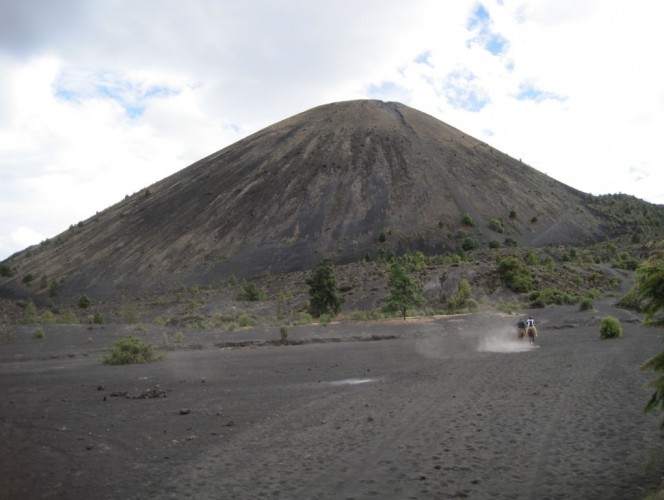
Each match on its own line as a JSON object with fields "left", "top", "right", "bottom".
{"left": 415, "top": 316, "right": 538, "bottom": 360}
{"left": 476, "top": 325, "right": 537, "bottom": 353}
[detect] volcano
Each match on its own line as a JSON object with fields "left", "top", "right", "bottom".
{"left": 0, "top": 100, "right": 633, "bottom": 297}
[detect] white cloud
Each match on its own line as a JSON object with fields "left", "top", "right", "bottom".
{"left": 8, "top": 227, "right": 45, "bottom": 253}
{"left": 1, "top": 0, "right": 663, "bottom": 260}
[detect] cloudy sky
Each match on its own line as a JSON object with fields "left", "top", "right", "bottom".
{"left": 1, "top": 0, "right": 663, "bottom": 260}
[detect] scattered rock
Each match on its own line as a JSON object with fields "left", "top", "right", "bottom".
{"left": 131, "top": 386, "right": 168, "bottom": 399}
{"left": 179, "top": 408, "right": 191, "bottom": 415}
{"left": 97, "top": 385, "right": 104, "bottom": 391}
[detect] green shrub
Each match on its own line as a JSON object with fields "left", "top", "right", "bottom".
{"left": 496, "top": 300, "right": 519, "bottom": 314}
{"left": 123, "top": 306, "right": 139, "bottom": 324}
{"left": 350, "top": 310, "right": 385, "bottom": 321}
{"left": 488, "top": 240, "right": 501, "bottom": 249}
{"left": 58, "top": 310, "right": 78, "bottom": 324}
{"left": 188, "top": 300, "right": 202, "bottom": 315}
{"left": 279, "top": 325, "right": 288, "bottom": 343}
{"left": 41, "top": 310, "right": 55, "bottom": 324}
{"left": 103, "top": 336, "right": 157, "bottom": 365}
{"left": 525, "top": 251, "right": 539, "bottom": 266}
{"left": 379, "top": 231, "right": 387, "bottom": 243}
{"left": 461, "top": 213, "right": 474, "bottom": 226}
{"left": 92, "top": 313, "right": 104, "bottom": 324}
{"left": 237, "top": 312, "right": 255, "bottom": 327}
{"left": 174, "top": 331, "right": 184, "bottom": 343}
{"left": 447, "top": 278, "right": 474, "bottom": 313}
{"left": 0, "top": 264, "right": 14, "bottom": 277}
{"left": 579, "top": 298, "right": 593, "bottom": 312}
{"left": 22, "top": 273, "right": 34, "bottom": 285}
{"left": 34, "top": 327, "right": 45, "bottom": 339}
{"left": 530, "top": 296, "right": 546, "bottom": 308}
{"left": 294, "top": 312, "right": 313, "bottom": 326}
{"left": 153, "top": 316, "right": 167, "bottom": 326}
{"left": 614, "top": 252, "right": 639, "bottom": 271}
{"left": 78, "top": 295, "right": 92, "bottom": 309}
{"left": 530, "top": 288, "right": 576, "bottom": 307}
{"left": 133, "top": 324, "right": 147, "bottom": 334}
{"left": 236, "top": 282, "right": 266, "bottom": 301}
{"left": 503, "top": 238, "right": 517, "bottom": 247}
{"left": 498, "top": 258, "right": 532, "bottom": 293}
{"left": 3, "top": 326, "right": 15, "bottom": 342}
{"left": 489, "top": 219, "right": 504, "bottom": 233}
{"left": 48, "top": 279, "right": 59, "bottom": 297}
{"left": 462, "top": 238, "right": 479, "bottom": 251}
{"left": 599, "top": 316, "right": 623, "bottom": 339}
{"left": 23, "top": 298, "right": 38, "bottom": 325}
{"left": 400, "top": 251, "right": 427, "bottom": 272}
{"left": 544, "top": 256, "right": 555, "bottom": 274}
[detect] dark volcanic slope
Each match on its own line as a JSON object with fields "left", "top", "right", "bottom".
{"left": 0, "top": 100, "right": 617, "bottom": 296}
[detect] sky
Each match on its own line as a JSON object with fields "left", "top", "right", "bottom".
{"left": 1, "top": 0, "right": 663, "bottom": 260}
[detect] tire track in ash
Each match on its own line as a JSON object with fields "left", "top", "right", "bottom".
{"left": 522, "top": 329, "right": 657, "bottom": 499}
{"left": 295, "top": 345, "right": 492, "bottom": 498}
{"left": 157, "top": 332, "right": 489, "bottom": 500}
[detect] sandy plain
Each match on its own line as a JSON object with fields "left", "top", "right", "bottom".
{"left": 1, "top": 293, "right": 664, "bottom": 499}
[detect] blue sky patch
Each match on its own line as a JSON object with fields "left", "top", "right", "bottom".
{"left": 467, "top": 4, "right": 490, "bottom": 31}
{"left": 53, "top": 69, "right": 180, "bottom": 118}
{"left": 443, "top": 69, "right": 489, "bottom": 112}
{"left": 368, "top": 81, "right": 410, "bottom": 103}
{"left": 484, "top": 32, "right": 508, "bottom": 56}
{"left": 414, "top": 51, "right": 432, "bottom": 66}
{"left": 515, "top": 82, "right": 566, "bottom": 103}
{"left": 466, "top": 3, "right": 509, "bottom": 56}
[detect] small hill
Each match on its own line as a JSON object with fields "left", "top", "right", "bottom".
{"left": 1, "top": 99, "right": 662, "bottom": 300}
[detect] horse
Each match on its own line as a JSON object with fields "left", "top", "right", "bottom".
{"left": 517, "top": 320, "right": 527, "bottom": 341}
{"left": 517, "top": 326, "right": 527, "bottom": 340}
{"left": 527, "top": 325, "right": 537, "bottom": 344}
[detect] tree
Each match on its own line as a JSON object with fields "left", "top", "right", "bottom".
{"left": 386, "top": 258, "right": 425, "bottom": 320}
{"left": 306, "top": 260, "right": 343, "bottom": 318}
{"left": 634, "top": 245, "right": 664, "bottom": 431}
{"left": 447, "top": 278, "right": 476, "bottom": 313}
{"left": 498, "top": 257, "right": 532, "bottom": 293}
{"left": 632, "top": 248, "right": 664, "bottom": 325}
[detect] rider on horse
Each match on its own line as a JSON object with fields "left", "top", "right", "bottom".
{"left": 526, "top": 316, "right": 537, "bottom": 343}
{"left": 517, "top": 319, "right": 527, "bottom": 340}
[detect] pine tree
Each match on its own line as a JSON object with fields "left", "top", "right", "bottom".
{"left": 636, "top": 244, "right": 664, "bottom": 431}
{"left": 306, "top": 260, "right": 343, "bottom": 318}
{"left": 386, "top": 258, "right": 425, "bottom": 320}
